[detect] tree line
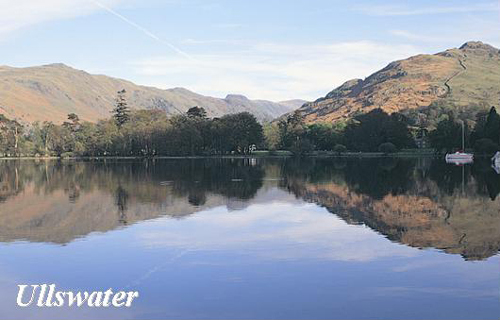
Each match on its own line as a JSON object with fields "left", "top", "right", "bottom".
{"left": 0, "top": 89, "right": 498, "bottom": 157}
{"left": 268, "top": 106, "right": 500, "bottom": 155}
{"left": 265, "top": 108, "right": 417, "bottom": 154}
{"left": 427, "top": 106, "right": 500, "bottom": 154}
{"left": 0, "top": 90, "right": 264, "bottom": 157}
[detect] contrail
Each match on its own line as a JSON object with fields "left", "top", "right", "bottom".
{"left": 88, "top": 0, "right": 194, "bottom": 60}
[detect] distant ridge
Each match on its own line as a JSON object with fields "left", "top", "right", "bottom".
{"left": 0, "top": 63, "right": 299, "bottom": 123}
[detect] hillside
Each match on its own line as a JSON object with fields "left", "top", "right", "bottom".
{"left": 297, "top": 41, "right": 500, "bottom": 123}
{"left": 0, "top": 63, "right": 297, "bottom": 123}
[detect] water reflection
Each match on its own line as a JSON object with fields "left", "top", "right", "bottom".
{"left": 0, "top": 158, "right": 499, "bottom": 261}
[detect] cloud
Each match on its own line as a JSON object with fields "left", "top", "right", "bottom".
{"left": 389, "top": 13, "right": 500, "bottom": 48}
{"left": 138, "top": 200, "right": 417, "bottom": 262}
{"left": 0, "top": 0, "right": 126, "bottom": 37}
{"left": 131, "top": 40, "right": 420, "bottom": 101}
{"left": 389, "top": 30, "right": 448, "bottom": 43}
{"left": 355, "top": 2, "right": 499, "bottom": 16}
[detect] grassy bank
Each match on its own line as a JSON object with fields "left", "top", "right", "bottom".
{"left": 0, "top": 150, "right": 438, "bottom": 160}
{"left": 3, "top": 149, "right": 490, "bottom": 160}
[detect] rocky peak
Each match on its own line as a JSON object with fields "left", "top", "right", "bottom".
{"left": 459, "top": 41, "right": 499, "bottom": 54}
{"left": 43, "top": 63, "right": 72, "bottom": 69}
{"left": 324, "top": 79, "right": 363, "bottom": 100}
{"left": 224, "top": 94, "right": 250, "bottom": 102}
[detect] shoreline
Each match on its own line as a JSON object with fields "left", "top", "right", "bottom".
{"left": 0, "top": 151, "right": 447, "bottom": 160}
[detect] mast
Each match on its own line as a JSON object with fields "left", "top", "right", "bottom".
{"left": 462, "top": 121, "right": 465, "bottom": 151}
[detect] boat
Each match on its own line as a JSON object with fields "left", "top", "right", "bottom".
{"left": 492, "top": 151, "right": 500, "bottom": 174}
{"left": 445, "top": 121, "right": 473, "bottom": 164}
{"left": 445, "top": 152, "right": 474, "bottom": 164}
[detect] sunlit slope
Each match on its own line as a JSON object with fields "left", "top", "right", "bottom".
{"left": 0, "top": 63, "right": 297, "bottom": 123}
{"left": 297, "top": 41, "right": 500, "bottom": 123}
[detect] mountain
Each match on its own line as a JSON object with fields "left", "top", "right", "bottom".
{"left": 278, "top": 99, "right": 308, "bottom": 109}
{"left": 296, "top": 41, "right": 500, "bottom": 123}
{"left": 0, "top": 63, "right": 297, "bottom": 123}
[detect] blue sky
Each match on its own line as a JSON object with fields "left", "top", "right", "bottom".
{"left": 0, "top": 0, "right": 499, "bottom": 101}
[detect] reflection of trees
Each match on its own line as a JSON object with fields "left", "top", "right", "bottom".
{"left": 188, "top": 190, "right": 206, "bottom": 207}
{"left": 428, "top": 160, "right": 471, "bottom": 195}
{"left": 279, "top": 157, "right": 500, "bottom": 261}
{"left": 484, "top": 174, "right": 500, "bottom": 201}
{"left": 428, "top": 158, "right": 500, "bottom": 200}
{"left": 279, "top": 158, "right": 414, "bottom": 200}
{"left": 472, "top": 159, "right": 500, "bottom": 200}
{"left": 2, "top": 157, "right": 500, "bottom": 259}
{"left": 0, "top": 158, "right": 266, "bottom": 244}
{"left": 165, "top": 159, "right": 264, "bottom": 201}
{"left": 342, "top": 158, "right": 414, "bottom": 199}
{"left": 0, "top": 161, "right": 24, "bottom": 202}
{"left": 0, "top": 158, "right": 265, "bottom": 214}
{"left": 115, "top": 185, "right": 129, "bottom": 225}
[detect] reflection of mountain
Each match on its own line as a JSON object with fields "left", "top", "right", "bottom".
{"left": 0, "top": 184, "right": 220, "bottom": 243}
{"left": 0, "top": 159, "right": 271, "bottom": 244}
{"left": 0, "top": 158, "right": 499, "bottom": 260}
{"left": 282, "top": 158, "right": 500, "bottom": 260}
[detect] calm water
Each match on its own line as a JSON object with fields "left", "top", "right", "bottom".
{"left": 0, "top": 158, "right": 499, "bottom": 319}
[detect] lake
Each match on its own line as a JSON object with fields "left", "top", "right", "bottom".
{"left": 0, "top": 157, "right": 499, "bottom": 319}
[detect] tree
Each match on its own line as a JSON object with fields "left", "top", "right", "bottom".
{"left": 112, "top": 89, "right": 130, "bottom": 128}
{"left": 428, "top": 115, "right": 469, "bottom": 152}
{"left": 166, "top": 115, "right": 203, "bottom": 156}
{"left": 278, "top": 111, "right": 307, "bottom": 151}
{"left": 290, "top": 138, "right": 314, "bottom": 156}
{"left": 334, "top": 144, "right": 347, "bottom": 154}
{"left": 94, "top": 120, "right": 120, "bottom": 156}
{"left": 484, "top": 107, "right": 500, "bottom": 144}
{"left": 470, "top": 109, "right": 489, "bottom": 146}
{"left": 186, "top": 106, "right": 207, "bottom": 119}
{"left": 263, "top": 123, "right": 280, "bottom": 151}
{"left": 379, "top": 142, "right": 397, "bottom": 154}
{"left": 305, "top": 123, "right": 340, "bottom": 151}
{"left": 67, "top": 113, "right": 80, "bottom": 126}
{"left": 39, "top": 122, "right": 56, "bottom": 155}
{"left": 0, "top": 115, "right": 24, "bottom": 156}
{"left": 37, "top": 121, "right": 68, "bottom": 156}
{"left": 0, "top": 108, "right": 269, "bottom": 157}
{"left": 343, "top": 109, "right": 415, "bottom": 152}
{"left": 220, "top": 112, "right": 263, "bottom": 154}
{"left": 471, "top": 107, "right": 500, "bottom": 153}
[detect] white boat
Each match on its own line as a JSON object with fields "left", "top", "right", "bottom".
{"left": 445, "top": 121, "right": 473, "bottom": 164}
{"left": 492, "top": 151, "right": 500, "bottom": 174}
{"left": 445, "top": 152, "right": 474, "bottom": 164}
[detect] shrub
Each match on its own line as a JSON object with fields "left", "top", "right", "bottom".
{"left": 60, "top": 152, "right": 75, "bottom": 158}
{"left": 334, "top": 144, "right": 347, "bottom": 154}
{"left": 378, "top": 142, "right": 397, "bottom": 154}
{"left": 290, "top": 138, "right": 315, "bottom": 156}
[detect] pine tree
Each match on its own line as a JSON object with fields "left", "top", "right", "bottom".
{"left": 112, "top": 89, "right": 130, "bottom": 128}
{"left": 186, "top": 106, "right": 207, "bottom": 119}
{"left": 485, "top": 106, "right": 500, "bottom": 144}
